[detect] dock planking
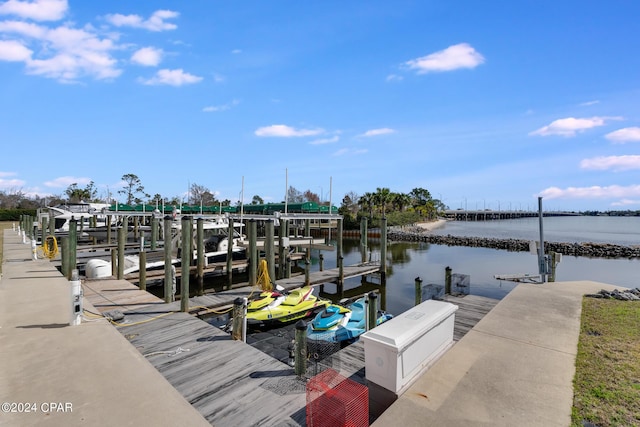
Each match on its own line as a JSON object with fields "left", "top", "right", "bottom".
{"left": 82, "top": 278, "right": 165, "bottom": 314}
{"left": 81, "top": 270, "right": 498, "bottom": 426}
{"left": 115, "top": 307, "right": 307, "bottom": 426}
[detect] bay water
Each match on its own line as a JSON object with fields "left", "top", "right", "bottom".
{"left": 312, "top": 216, "right": 640, "bottom": 316}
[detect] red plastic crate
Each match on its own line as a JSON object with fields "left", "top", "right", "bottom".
{"left": 306, "top": 369, "right": 369, "bottom": 427}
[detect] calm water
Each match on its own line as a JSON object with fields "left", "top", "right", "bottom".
{"left": 310, "top": 216, "right": 640, "bottom": 316}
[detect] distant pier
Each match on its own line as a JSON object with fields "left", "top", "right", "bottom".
{"left": 444, "top": 209, "right": 579, "bottom": 221}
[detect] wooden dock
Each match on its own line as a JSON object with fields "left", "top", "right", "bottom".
{"left": 80, "top": 272, "right": 498, "bottom": 426}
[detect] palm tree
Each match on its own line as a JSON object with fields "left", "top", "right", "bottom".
{"left": 374, "top": 187, "right": 393, "bottom": 216}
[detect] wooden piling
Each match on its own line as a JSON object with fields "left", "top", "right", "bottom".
{"left": 415, "top": 276, "right": 423, "bottom": 306}
{"left": 164, "top": 215, "right": 173, "bottom": 303}
{"left": 231, "top": 298, "right": 246, "bottom": 341}
{"left": 150, "top": 215, "right": 158, "bottom": 251}
{"left": 445, "top": 266, "right": 452, "bottom": 294}
{"left": 227, "top": 217, "right": 234, "bottom": 290}
{"left": 337, "top": 218, "right": 344, "bottom": 285}
{"left": 181, "top": 216, "right": 192, "bottom": 312}
{"left": 117, "top": 223, "right": 125, "bottom": 280}
{"left": 248, "top": 220, "right": 257, "bottom": 287}
{"left": 68, "top": 218, "right": 78, "bottom": 279}
{"left": 106, "top": 215, "right": 112, "bottom": 244}
{"left": 368, "top": 292, "right": 378, "bottom": 331}
{"left": 61, "top": 236, "right": 69, "bottom": 279}
{"left": 265, "top": 220, "right": 275, "bottom": 282}
{"left": 294, "top": 320, "right": 307, "bottom": 376}
{"left": 196, "top": 217, "right": 204, "bottom": 296}
{"left": 360, "top": 217, "right": 368, "bottom": 263}
{"left": 380, "top": 217, "right": 388, "bottom": 276}
{"left": 111, "top": 248, "right": 117, "bottom": 276}
{"left": 139, "top": 250, "right": 147, "bottom": 291}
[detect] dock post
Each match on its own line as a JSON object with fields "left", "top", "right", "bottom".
{"left": 181, "top": 216, "right": 192, "bottom": 312}
{"left": 549, "top": 251, "right": 557, "bottom": 282}
{"left": 139, "top": 249, "right": 147, "bottom": 291}
{"left": 61, "top": 236, "right": 69, "bottom": 279}
{"left": 48, "top": 209, "right": 54, "bottom": 237}
{"left": 227, "top": 216, "right": 234, "bottom": 290}
{"left": 164, "top": 215, "right": 174, "bottom": 303}
{"left": 360, "top": 217, "right": 368, "bottom": 263}
{"left": 367, "top": 292, "right": 379, "bottom": 331}
{"left": 133, "top": 216, "right": 139, "bottom": 241}
{"left": 337, "top": 217, "right": 344, "bottom": 285}
{"left": 445, "top": 266, "right": 452, "bottom": 294}
{"left": 106, "top": 215, "right": 112, "bottom": 244}
{"left": 196, "top": 217, "right": 204, "bottom": 296}
{"left": 151, "top": 215, "right": 158, "bottom": 251}
{"left": 286, "top": 255, "right": 291, "bottom": 278}
{"left": 278, "top": 219, "right": 288, "bottom": 279}
{"left": 111, "top": 248, "right": 117, "bottom": 276}
{"left": 304, "top": 258, "right": 310, "bottom": 286}
{"left": 319, "top": 253, "right": 324, "bottom": 271}
{"left": 41, "top": 216, "right": 48, "bottom": 244}
{"left": 68, "top": 218, "right": 78, "bottom": 280}
{"left": 294, "top": 320, "right": 307, "bottom": 376}
{"left": 265, "top": 220, "right": 276, "bottom": 282}
{"left": 305, "top": 218, "right": 311, "bottom": 260}
{"left": 380, "top": 217, "right": 387, "bottom": 278}
{"left": 415, "top": 276, "right": 423, "bottom": 306}
{"left": 248, "top": 219, "right": 257, "bottom": 287}
{"left": 117, "top": 222, "right": 125, "bottom": 280}
{"left": 231, "top": 297, "right": 247, "bottom": 342}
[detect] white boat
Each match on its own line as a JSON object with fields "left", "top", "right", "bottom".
{"left": 45, "top": 202, "right": 112, "bottom": 233}
{"left": 85, "top": 216, "right": 246, "bottom": 282}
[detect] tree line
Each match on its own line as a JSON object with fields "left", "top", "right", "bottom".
{"left": 0, "top": 172, "right": 449, "bottom": 228}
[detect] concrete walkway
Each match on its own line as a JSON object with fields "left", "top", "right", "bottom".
{"left": 0, "top": 229, "right": 210, "bottom": 426}
{"left": 372, "top": 279, "right": 623, "bottom": 427}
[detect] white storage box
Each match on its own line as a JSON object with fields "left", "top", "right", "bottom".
{"left": 361, "top": 299, "right": 458, "bottom": 394}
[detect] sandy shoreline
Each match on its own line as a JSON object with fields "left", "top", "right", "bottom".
{"left": 415, "top": 218, "right": 447, "bottom": 232}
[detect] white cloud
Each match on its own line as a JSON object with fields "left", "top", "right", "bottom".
{"left": 0, "top": 0, "right": 67, "bottom": 22}
{"left": 605, "top": 127, "right": 640, "bottom": 143}
{"left": 254, "top": 125, "right": 324, "bottom": 137}
{"left": 141, "top": 68, "right": 203, "bottom": 86}
{"left": 359, "top": 128, "right": 396, "bottom": 137}
{"left": 202, "top": 99, "right": 240, "bottom": 112}
{"left": 44, "top": 176, "right": 92, "bottom": 188}
{"left": 0, "top": 177, "right": 26, "bottom": 189}
{"left": 0, "top": 20, "right": 121, "bottom": 81}
{"left": 105, "top": 10, "right": 179, "bottom": 32}
{"left": 580, "top": 155, "right": 640, "bottom": 172}
{"left": 333, "top": 148, "right": 349, "bottom": 157}
{"left": 405, "top": 43, "right": 485, "bottom": 74}
{"left": 231, "top": 49, "right": 241, "bottom": 54}
{"left": 0, "top": 20, "right": 47, "bottom": 37}
{"left": 579, "top": 100, "right": 600, "bottom": 106}
{"left": 0, "top": 39, "right": 32, "bottom": 61}
{"left": 131, "top": 47, "right": 163, "bottom": 66}
{"left": 309, "top": 136, "right": 339, "bottom": 145}
{"left": 611, "top": 199, "right": 640, "bottom": 207}
{"left": 529, "top": 116, "right": 622, "bottom": 137}
{"left": 538, "top": 184, "right": 640, "bottom": 199}
{"left": 386, "top": 74, "right": 403, "bottom": 82}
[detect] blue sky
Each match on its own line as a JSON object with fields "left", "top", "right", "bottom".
{"left": 1, "top": 0, "right": 639, "bottom": 212}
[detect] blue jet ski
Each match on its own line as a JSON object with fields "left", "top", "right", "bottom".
{"left": 307, "top": 297, "right": 393, "bottom": 343}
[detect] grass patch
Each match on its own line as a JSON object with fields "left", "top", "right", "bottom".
{"left": 572, "top": 297, "right": 640, "bottom": 426}
{"left": 0, "top": 221, "right": 15, "bottom": 275}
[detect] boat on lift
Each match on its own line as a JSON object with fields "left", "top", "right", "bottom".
{"left": 245, "top": 286, "right": 329, "bottom": 327}
{"left": 306, "top": 296, "right": 393, "bottom": 344}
